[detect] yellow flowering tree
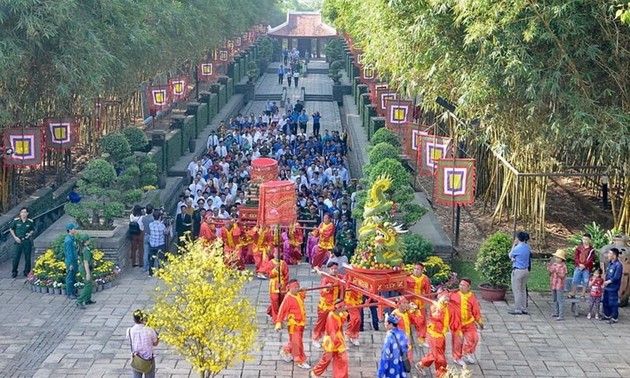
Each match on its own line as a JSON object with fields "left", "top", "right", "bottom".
{"left": 147, "top": 239, "right": 258, "bottom": 378}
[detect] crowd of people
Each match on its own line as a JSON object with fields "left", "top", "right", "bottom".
{"left": 126, "top": 96, "right": 357, "bottom": 277}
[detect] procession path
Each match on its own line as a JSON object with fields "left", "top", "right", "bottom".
{"left": 2, "top": 61, "right": 629, "bottom": 378}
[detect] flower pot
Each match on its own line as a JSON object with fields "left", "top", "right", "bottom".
{"left": 98, "top": 284, "right": 104, "bottom": 292}
{"left": 103, "top": 282, "right": 112, "bottom": 290}
{"left": 478, "top": 283, "right": 508, "bottom": 302}
{"left": 37, "top": 286, "right": 45, "bottom": 293}
{"left": 31, "top": 284, "right": 36, "bottom": 292}
{"left": 61, "top": 288, "right": 67, "bottom": 296}
{"left": 54, "top": 288, "right": 62, "bottom": 295}
{"left": 48, "top": 287, "right": 56, "bottom": 295}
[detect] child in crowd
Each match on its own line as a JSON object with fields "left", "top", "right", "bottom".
{"left": 547, "top": 249, "right": 568, "bottom": 321}
{"left": 587, "top": 268, "right": 604, "bottom": 320}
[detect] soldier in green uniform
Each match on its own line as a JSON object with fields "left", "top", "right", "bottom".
{"left": 336, "top": 224, "right": 357, "bottom": 259}
{"left": 9, "top": 207, "right": 35, "bottom": 278}
{"left": 76, "top": 233, "right": 95, "bottom": 309}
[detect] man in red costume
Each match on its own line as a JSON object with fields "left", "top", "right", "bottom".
{"left": 406, "top": 262, "right": 431, "bottom": 346}
{"left": 450, "top": 278, "right": 483, "bottom": 365}
{"left": 199, "top": 215, "right": 217, "bottom": 244}
{"left": 275, "top": 279, "right": 311, "bottom": 370}
{"left": 391, "top": 297, "right": 426, "bottom": 365}
{"left": 310, "top": 213, "right": 335, "bottom": 271}
{"left": 261, "top": 248, "right": 289, "bottom": 323}
{"left": 417, "top": 288, "right": 462, "bottom": 377}
{"left": 312, "top": 261, "right": 342, "bottom": 348}
{"left": 248, "top": 225, "right": 274, "bottom": 279}
{"left": 310, "top": 299, "right": 349, "bottom": 378}
{"left": 343, "top": 288, "right": 362, "bottom": 346}
{"left": 287, "top": 222, "right": 304, "bottom": 265}
{"left": 219, "top": 217, "right": 244, "bottom": 270}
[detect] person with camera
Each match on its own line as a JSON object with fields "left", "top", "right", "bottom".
{"left": 147, "top": 211, "right": 171, "bottom": 277}
{"left": 508, "top": 231, "right": 532, "bottom": 315}
{"left": 127, "top": 309, "right": 159, "bottom": 378}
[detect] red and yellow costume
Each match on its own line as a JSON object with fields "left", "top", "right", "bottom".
{"left": 450, "top": 290, "right": 483, "bottom": 360}
{"left": 419, "top": 297, "right": 462, "bottom": 378}
{"left": 343, "top": 289, "right": 363, "bottom": 340}
{"left": 248, "top": 226, "right": 274, "bottom": 273}
{"left": 312, "top": 275, "right": 342, "bottom": 341}
{"left": 220, "top": 223, "right": 244, "bottom": 270}
{"left": 199, "top": 220, "right": 217, "bottom": 244}
{"left": 312, "top": 311, "right": 349, "bottom": 378}
{"left": 406, "top": 272, "right": 430, "bottom": 341}
{"left": 392, "top": 303, "right": 425, "bottom": 364}
{"left": 287, "top": 222, "right": 303, "bottom": 265}
{"left": 275, "top": 288, "right": 308, "bottom": 364}
{"left": 311, "top": 221, "right": 335, "bottom": 269}
{"left": 261, "top": 255, "right": 289, "bottom": 323}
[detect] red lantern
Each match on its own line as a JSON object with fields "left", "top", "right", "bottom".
{"left": 251, "top": 158, "right": 278, "bottom": 184}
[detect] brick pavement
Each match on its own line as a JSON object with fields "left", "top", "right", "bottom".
{"left": 4, "top": 259, "right": 630, "bottom": 377}
{"left": 3, "top": 64, "right": 630, "bottom": 378}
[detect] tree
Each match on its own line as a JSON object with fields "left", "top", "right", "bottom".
{"left": 147, "top": 239, "right": 258, "bottom": 378}
{"left": 325, "top": 0, "right": 630, "bottom": 236}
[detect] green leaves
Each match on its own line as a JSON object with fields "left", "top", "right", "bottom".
{"left": 475, "top": 231, "right": 514, "bottom": 288}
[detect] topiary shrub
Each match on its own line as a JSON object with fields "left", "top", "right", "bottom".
{"left": 422, "top": 256, "right": 452, "bottom": 286}
{"left": 371, "top": 128, "right": 400, "bottom": 147}
{"left": 402, "top": 233, "right": 433, "bottom": 265}
{"left": 328, "top": 60, "right": 344, "bottom": 84}
{"left": 475, "top": 231, "right": 514, "bottom": 288}
{"left": 368, "top": 142, "right": 401, "bottom": 165}
{"left": 122, "top": 126, "right": 149, "bottom": 152}
{"left": 368, "top": 158, "right": 411, "bottom": 189}
{"left": 99, "top": 132, "right": 131, "bottom": 161}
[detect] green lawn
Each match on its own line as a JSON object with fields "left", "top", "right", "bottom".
{"left": 453, "top": 259, "right": 550, "bottom": 292}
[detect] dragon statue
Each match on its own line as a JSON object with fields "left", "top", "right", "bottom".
{"left": 352, "top": 175, "right": 407, "bottom": 269}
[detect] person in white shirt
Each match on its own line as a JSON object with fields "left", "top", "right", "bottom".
{"left": 212, "top": 194, "right": 223, "bottom": 210}
{"left": 187, "top": 157, "right": 198, "bottom": 182}
{"left": 219, "top": 159, "right": 230, "bottom": 176}
{"left": 261, "top": 113, "right": 270, "bottom": 126}
{"left": 176, "top": 195, "right": 187, "bottom": 215}
{"left": 252, "top": 147, "right": 261, "bottom": 160}
{"left": 189, "top": 178, "right": 204, "bottom": 195}
{"left": 215, "top": 141, "right": 228, "bottom": 158}
{"left": 206, "top": 131, "right": 219, "bottom": 151}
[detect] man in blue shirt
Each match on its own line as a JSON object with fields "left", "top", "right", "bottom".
{"left": 64, "top": 223, "right": 79, "bottom": 299}
{"left": 603, "top": 247, "right": 623, "bottom": 323}
{"left": 508, "top": 231, "right": 531, "bottom": 315}
{"left": 277, "top": 64, "right": 285, "bottom": 85}
{"left": 298, "top": 110, "right": 309, "bottom": 134}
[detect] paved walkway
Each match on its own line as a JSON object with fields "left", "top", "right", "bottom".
{"left": 3, "top": 63, "right": 630, "bottom": 378}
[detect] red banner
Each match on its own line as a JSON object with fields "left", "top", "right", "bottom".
{"left": 258, "top": 181, "right": 297, "bottom": 227}
{"left": 199, "top": 61, "right": 216, "bottom": 81}
{"left": 170, "top": 77, "right": 188, "bottom": 102}
{"left": 3, "top": 127, "right": 43, "bottom": 167}
{"left": 44, "top": 116, "right": 77, "bottom": 150}
{"left": 434, "top": 159, "right": 476, "bottom": 206}
{"left": 147, "top": 85, "right": 170, "bottom": 115}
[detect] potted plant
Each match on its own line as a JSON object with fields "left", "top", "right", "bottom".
{"left": 475, "top": 231, "right": 514, "bottom": 301}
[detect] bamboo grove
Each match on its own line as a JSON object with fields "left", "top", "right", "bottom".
{"left": 0, "top": 0, "right": 285, "bottom": 210}
{"left": 323, "top": 0, "right": 630, "bottom": 239}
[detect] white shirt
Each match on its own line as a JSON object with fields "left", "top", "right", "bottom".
{"left": 187, "top": 161, "right": 197, "bottom": 178}
{"left": 129, "top": 214, "right": 144, "bottom": 231}
{"left": 215, "top": 145, "right": 228, "bottom": 158}
{"left": 206, "top": 134, "right": 219, "bottom": 150}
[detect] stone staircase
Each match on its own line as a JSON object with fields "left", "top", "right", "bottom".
{"left": 304, "top": 94, "right": 333, "bottom": 102}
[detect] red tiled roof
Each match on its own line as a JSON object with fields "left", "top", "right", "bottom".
{"left": 268, "top": 11, "right": 337, "bottom": 38}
